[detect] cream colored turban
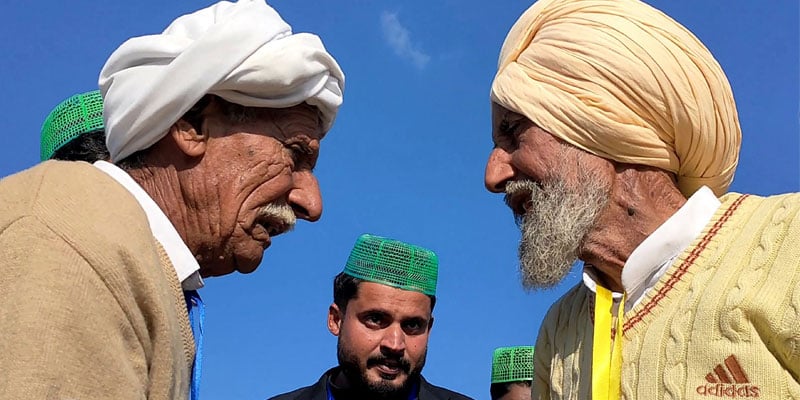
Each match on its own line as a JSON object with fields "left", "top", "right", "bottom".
{"left": 491, "top": 0, "right": 741, "bottom": 197}
{"left": 99, "top": 0, "right": 345, "bottom": 162}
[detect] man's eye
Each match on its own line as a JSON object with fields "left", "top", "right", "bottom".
{"left": 495, "top": 119, "right": 521, "bottom": 149}
{"left": 364, "top": 314, "right": 385, "bottom": 327}
{"left": 286, "top": 143, "right": 314, "bottom": 167}
{"left": 402, "top": 320, "right": 426, "bottom": 334}
{"left": 288, "top": 143, "right": 309, "bottom": 158}
{"left": 499, "top": 119, "right": 520, "bottom": 137}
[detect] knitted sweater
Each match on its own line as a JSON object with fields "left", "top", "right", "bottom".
{"left": 532, "top": 193, "right": 800, "bottom": 399}
{"left": 0, "top": 161, "right": 194, "bottom": 400}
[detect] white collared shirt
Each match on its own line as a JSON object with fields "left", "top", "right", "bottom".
{"left": 582, "top": 186, "right": 720, "bottom": 312}
{"left": 94, "top": 161, "right": 203, "bottom": 290}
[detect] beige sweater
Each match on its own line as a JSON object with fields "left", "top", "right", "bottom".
{"left": 533, "top": 193, "right": 800, "bottom": 399}
{"left": 0, "top": 161, "right": 194, "bottom": 400}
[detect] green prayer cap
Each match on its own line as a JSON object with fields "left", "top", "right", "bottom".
{"left": 491, "top": 346, "right": 535, "bottom": 384}
{"left": 343, "top": 234, "right": 438, "bottom": 295}
{"left": 40, "top": 90, "right": 105, "bottom": 161}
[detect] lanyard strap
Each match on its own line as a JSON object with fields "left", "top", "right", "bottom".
{"left": 184, "top": 290, "right": 205, "bottom": 400}
{"left": 592, "top": 285, "right": 624, "bottom": 400}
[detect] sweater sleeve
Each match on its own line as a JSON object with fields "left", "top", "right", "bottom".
{"left": 0, "top": 216, "right": 148, "bottom": 400}
{"left": 774, "top": 272, "right": 800, "bottom": 385}
{"left": 531, "top": 312, "right": 553, "bottom": 400}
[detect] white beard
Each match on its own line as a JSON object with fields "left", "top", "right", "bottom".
{"left": 506, "top": 169, "right": 609, "bottom": 290}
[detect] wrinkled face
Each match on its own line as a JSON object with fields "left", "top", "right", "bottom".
{"left": 484, "top": 103, "right": 612, "bottom": 289}
{"left": 329, "top": 282, "right": 433, "bottom": 397}
{"left": 195, "top": 102, "right": 324, "bottom": 276}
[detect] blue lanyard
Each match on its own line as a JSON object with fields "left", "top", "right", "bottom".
{"left": 326, "top": 380, "right": 418, "bottom": 400}
{"left": 184, "top": 290, "right": 205, "bottom": 400}
{"left": 326, "top": 382, "right": 334, "bottom": 400}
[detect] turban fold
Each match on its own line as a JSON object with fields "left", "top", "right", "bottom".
{"left": 491, "top": 0, "right": 741, "bottom": 197}
{"left": 99, "top": 0, "right": 345, "bottom": 161}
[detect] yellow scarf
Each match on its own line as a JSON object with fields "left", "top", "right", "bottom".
{"left": 593, "top": 285, "right": 624, "bottom": 399}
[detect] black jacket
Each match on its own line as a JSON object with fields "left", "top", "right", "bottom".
{"left": 268, "top": 368, "right": 473, "bottom": 400}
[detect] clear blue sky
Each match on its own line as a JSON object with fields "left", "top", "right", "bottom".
{"left": 1, "top": 1, "right": 797, "bottom": 399}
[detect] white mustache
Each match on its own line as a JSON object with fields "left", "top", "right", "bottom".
{"left": 256, "top": 201, "right": 296, "bottom": 233}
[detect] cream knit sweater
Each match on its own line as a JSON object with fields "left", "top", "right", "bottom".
{"left": 533, "top": 193, "right": 800, "bottom": 399}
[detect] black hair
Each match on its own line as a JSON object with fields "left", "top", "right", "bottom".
{"left": 50, "top": 130, "right": 110, "bottom": 162}
{"left": 333, "top": 272, "right": 436, "bottom": 313}
{"left": 490, "top": 381, "right": 532, "bottom": 400}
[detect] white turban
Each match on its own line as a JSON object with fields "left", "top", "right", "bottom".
{"left": 491, "top": 0, "right": 741, "bottom": 197}
{"left": 99, "top": 0, "right": 345, "bottom": 161}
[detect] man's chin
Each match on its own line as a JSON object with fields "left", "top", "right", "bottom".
{"left": 233, "top": 253, "right": 262, "bottom": 274}
{"left": 519, "top": 259, "right": 576, "bottom": 291}
{"left": 199, "top": 265, "right": 235, "bottom": 278}
{"left": 365, "top": 370, "right": 408, "bottom": 393}
{"left": 198, "top": 254, "right": 261, "bottom": 277}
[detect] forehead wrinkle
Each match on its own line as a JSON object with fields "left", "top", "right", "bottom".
{"left": 278, "top": 116, "right": 323, "bottom": 140}
{"left": 262, "top": 113, "right": 322, "bottom": 143}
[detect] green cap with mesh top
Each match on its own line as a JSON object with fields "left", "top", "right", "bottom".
{"left": 491, "top": 346, "right": 535, "bottom": 384}
{"left": 344, "top": 234, "right": 438, "bottom": 295}
{"left": 40, "top": 90, "right": 105, "bottom": 161}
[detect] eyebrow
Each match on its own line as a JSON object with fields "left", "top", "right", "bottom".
{"left": 402, "top": 315, "right": 429, "bottom": 324}
{"left": 358, "top": 308, "right": 429, "bottom": 321}
{"left": 358, "top": 308, "right": 390, "bottom": 316}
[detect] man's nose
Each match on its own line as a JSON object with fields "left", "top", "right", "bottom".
{"left": 484, "top": 148, "right": 514, "bottom": 193}
{"left": 380, "top": 324, "right": 406, "bottom": 355}
{"left": 288, "top": 171, "right": 322, "bottom": 221}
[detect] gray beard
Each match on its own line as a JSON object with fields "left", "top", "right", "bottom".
{"left": 507, "top": 173, "right": 609, "bottom": 290}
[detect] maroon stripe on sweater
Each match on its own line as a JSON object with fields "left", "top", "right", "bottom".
{"left": 623, "top": 195, "right": 749, "bottom": 333}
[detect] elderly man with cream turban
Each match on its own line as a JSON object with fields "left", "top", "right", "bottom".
{"left": 0, "top": 1, "right": 343, "bottom": 399}
{"left": 484, "top": 0, "right": 800, "bottom": 399}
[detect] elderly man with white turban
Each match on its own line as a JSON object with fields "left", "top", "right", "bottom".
{"left": 484, "top": 0, "right": 799, "bottom": 399}
{"left": 0, "top": 1, "right": 343, "bottom": 399}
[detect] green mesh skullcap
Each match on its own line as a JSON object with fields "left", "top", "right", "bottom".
{"left": 40, "top": 90, "right": 105, "bottom": 161}
{"left": 491, "top": 346, "right": 535, "bottom": 384}
{"left": 344, "top": 234, "right": 438, "bottom": 295}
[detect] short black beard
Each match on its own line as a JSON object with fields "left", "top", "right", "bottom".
{"left": 336, "top": 339, "right": 425, "bottom": 400}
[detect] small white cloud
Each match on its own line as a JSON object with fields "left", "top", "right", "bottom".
{"left": 380, "top": 11, "right": 431, "bottom": 70}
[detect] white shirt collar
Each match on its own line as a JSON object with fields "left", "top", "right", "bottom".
{"left": 582, "top": 186, "right": 720, "bottom": 310}
{"left": 582, "top": 267, "right": 624, "bottom": 300}
{"left": 93, "top": 161, "right": 203, "bottom": 290}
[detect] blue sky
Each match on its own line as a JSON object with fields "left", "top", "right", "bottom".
{"left": 1, "top": 1, "right": 797, "bottom": 399}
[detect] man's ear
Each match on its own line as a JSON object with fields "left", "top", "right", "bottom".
{"left": 328, "top": 303, "right": 343, "bottom": 336}
{"left": 170, "top": 119, "right": 207, "bottom": 157}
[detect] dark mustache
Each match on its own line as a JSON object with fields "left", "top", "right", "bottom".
{"left": 367, "top": 355, "right": 411, "bottom": 373}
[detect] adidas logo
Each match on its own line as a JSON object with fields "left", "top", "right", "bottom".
{"left": 696, "top": 355, "right": 760, "bottom": 398}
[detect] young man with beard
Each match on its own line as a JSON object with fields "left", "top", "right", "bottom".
{"left": 484, "top": 0, "right": 799, "bottom": 398}
{"left": 269, "top": 234, "right": 473, "bottom": 400}
{"left": 40, "top": 90, "right": 110, "bottom": 162}
{"left": 490, "top": 346, "right": 533, "bottom": 400}
{"left": 0, "top": 1, "right": 344, "bottom": 399}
